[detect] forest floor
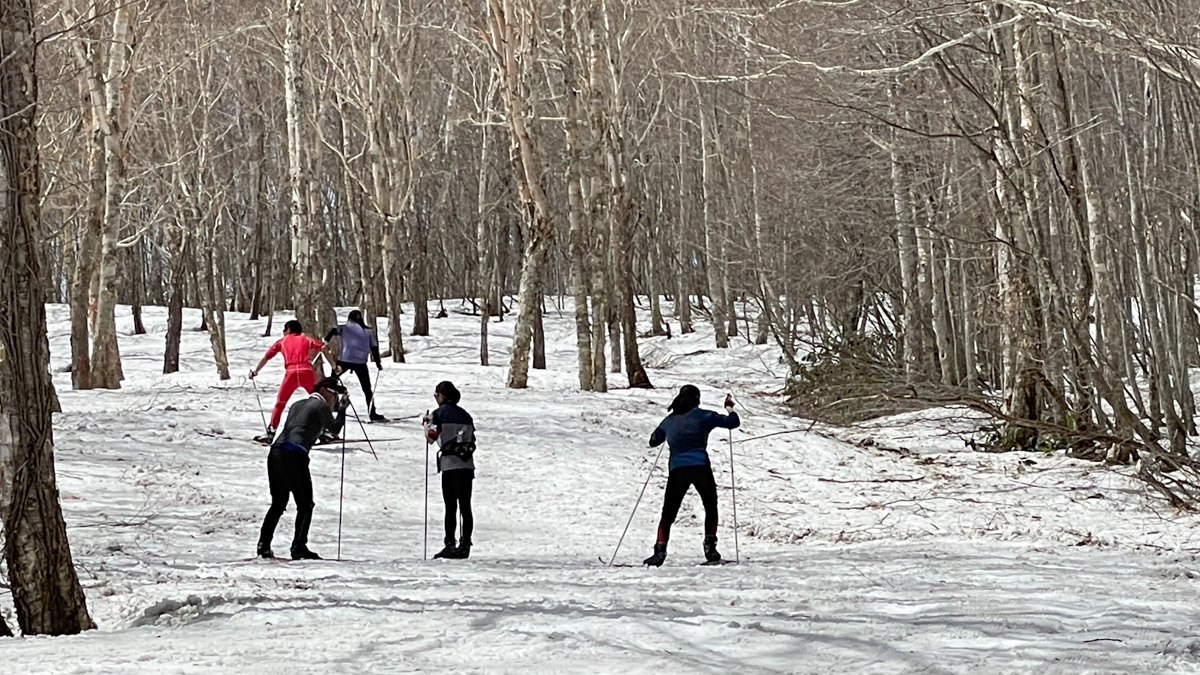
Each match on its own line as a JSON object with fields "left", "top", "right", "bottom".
{"left": 5, "top": 301, "right": 1200, "bottom": 674}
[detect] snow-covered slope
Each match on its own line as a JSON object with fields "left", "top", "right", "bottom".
{"left": 6, "top": 301, "right": 1200, "bottom": 674}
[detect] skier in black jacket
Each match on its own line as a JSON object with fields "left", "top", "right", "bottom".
{"left": 423, "top": 381, "right": 476, "bottom": 559}
{"left": 257, "top": 377, "right": 349, "bottom": 560}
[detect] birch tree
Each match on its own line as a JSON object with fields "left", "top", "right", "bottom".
{"left": 0, "top": 0, "right": 95, "bottom": 634}
{"left": 88, "top": 0, "right": 142, "bottom": 389}
{"left": 486, "top": 0, "right": 558, "bottom": 389}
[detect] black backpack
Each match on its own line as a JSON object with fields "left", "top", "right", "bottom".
{"left": 439, "top": 427, "right": 476, "bottom": 461}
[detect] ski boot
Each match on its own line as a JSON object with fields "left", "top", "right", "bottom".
{"left": 256, "top": 541, "right": 274, "bottom": 559}
{"left": 291, "top": 547, "right": 321, "bottom": 560}
{"left": 703, "top": 535, "right": 721, "bottom": 563}
{"left": 253, "top": 427, "right": 275, "bottom": 444}
{"left": 433, "top": 541, "right": 457, "bottom": 559}
{"left": 447, "top": 540, "right": 471, "bottom": 559}
{"left": 643, "top": 542, "right": 667, "bottom": 567}
{"left": 369, "top": 411, "right": 388, "bottom": 423}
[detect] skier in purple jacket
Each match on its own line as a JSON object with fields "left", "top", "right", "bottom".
{"left": 325, "top": 309, "right": 387, "bottom": 422}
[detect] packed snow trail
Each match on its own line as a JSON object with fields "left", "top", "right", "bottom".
{"left": 5, "top": 303, "right": 1200, "bottom": 674}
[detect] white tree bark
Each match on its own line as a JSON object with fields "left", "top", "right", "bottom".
{"left": 562, "top": 0, "right": 595, "bottom": 390}
{"left": 90, "top": 1, "right": 140, "bottom": 389}
{"left": 487, "top": 0, "right": 559, "bottom": 389}
{"left": 285, "top": 0, "right": 317, "bottom": 333}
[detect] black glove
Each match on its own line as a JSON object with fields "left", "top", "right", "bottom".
{"left": 336, "top": 395, "right": 351, "bottom": 413}
{"left": 724, "top": 394, "right": 735, "bottom": 412}
{"left": 375, "top": 360, "right": 383, "bottom": 370}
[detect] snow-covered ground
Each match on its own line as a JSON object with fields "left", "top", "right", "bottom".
{"left": 6, "top": 301, "right": 1200, "bottom": 674}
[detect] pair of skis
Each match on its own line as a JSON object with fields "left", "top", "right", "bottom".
{"left": 196, "top": 430, "right": 382, "bottom": 447}
{"left": 366, "top": 414, "right": 422, "bottom": 425}
{"left": 238, "top": 556, "right": 363, "bottom": 563}
{"left": 598, "top": 555, "right": 739, "bottom": 568}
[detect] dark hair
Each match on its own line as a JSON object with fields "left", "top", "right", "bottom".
{"left": 347, "top": 310, "right": 369, "bottom": 329}
{"left": 667, "top": 384, "right": 701, "bottom": 415}
{"left": 284, "top": 319, "right": 304, "bottom": 335}
{"left": 435, "top": 381, "right": 461, "bottom": 405}
{"left": 315, "top": 377, "right": 347, "bottom": 395}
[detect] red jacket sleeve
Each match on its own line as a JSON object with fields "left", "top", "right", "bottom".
{"left": 309, "top": 336, "right": 325, "bottom": 351}
{"left": 264, "top": 339, "right": 282, "bottom": 360}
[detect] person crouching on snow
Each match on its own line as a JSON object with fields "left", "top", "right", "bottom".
{"left": 423, "top": 381, "right": 477, "bottom": 559}
{"left": 249, "top": 319, "right": 325, "bottom": 443}
{"left": 643, "top": 385, "right": 740, "bottom": 567}
{"left": 257, "top": 377, "right": 349, "bottom": 560}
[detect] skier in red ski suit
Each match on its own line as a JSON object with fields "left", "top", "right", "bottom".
{"left": 250, "top": 320, "right": 325, "bottom": 436}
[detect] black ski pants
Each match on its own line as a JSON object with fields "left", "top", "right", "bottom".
{"left": 441, "top": 468, "right": 474, "bottom": 546}
{"left": 337, "top": 361, "right": 375, "bottom": 415}
{"left": 656, "top": 464, "right": 718, "bottom": 544}
{"left": 259, "top": 447, "right": 315, "bottom": 554}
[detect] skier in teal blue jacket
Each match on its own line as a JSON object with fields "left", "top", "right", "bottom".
{"left": 643, "top": 385, "right": 739, "bottom": 567}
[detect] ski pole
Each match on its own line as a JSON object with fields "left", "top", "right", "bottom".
{"left": 607, "top": 442, "right": 667, "bottom": 567}
{"left": 337, "top": 435, "right": 346, "bottom": 561}
{"left": 347, "top": 400, "right": 379, "bottom": 461}
{"left": 250, "top": 378, "right": 269, "bottom": 433}
{"left": 726, "top": 393, "right": 740, "bottom": 564}
{"left": 729, "top": 427, "right": 740, "bottom": 564}
{"left": 423, "top": 410, "right": 430, "bottom": 561}
{"left": 370, "top": 366, "right": 382, "bottom": 416}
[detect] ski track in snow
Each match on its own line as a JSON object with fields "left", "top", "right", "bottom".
{"left": 6, "top": 302, "right": 1200, "bottom": 674}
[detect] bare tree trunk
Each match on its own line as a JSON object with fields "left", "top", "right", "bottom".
{"left": 589, "top": 230, "right": 609, "bottom": 390}
{"left": 64, "top": 0, "right": 106, "bottom": 391}
{"left": 162, "top": 229, "right": 187, "bottom": 374}
{"left": 953, "top": 240, "right": 978, "bottom": 390}
{"left": 533, "top": 301, "right": 546, "bottom": 370}
{"left": 697, "top": 103, "right": 728, "bottom": 348}
{"left": 562, "top": 0, "right": 594, "bottom": 390}
{"left": 890, "top": 124, "right": 928, "bottom": 382}
{"left": 648, "top": 230, "right": 666, "bottom": 336}
{"left": 0, "top": 2, "right": 95, "bottom": 633}
{"left": 263, "top": 242, "right": 279, "bottom": 338}
{"left": 358, "top": 3, "right": 408, "bottom": 363}
{"left": 91, "top": 2, "right": 140, "bottom": 389}
{"left": 742, "top": 68, "right": 772, "bottom": 349}
{"left": 128, "top": 239, "right": 146, "bottom": 335}
{"left": 68, "top": 203, "right": 98, "bottom": 390}
{"left": 411, "top": 215, "right": 430, "bottom": 336}
{"left": 487, "top": 0, "right": 558, "bottom": 389}
{"left": 477, "top": 77, "right": 497, "bottom": 366}
{"left": 285, "top": 0, "right": 317, "bottom": 333}
{"left": 248, "top": 126, "right": 268, "bottom": 321}
{"left": 922, "top": 225, "right": 956, "bottom": 386}
{"left": 608, "top": 306, "right": 621, "bottom": 374}
{"left": 992, "top": 15, "right": 1044, "bottom": 447}
{"left": 600, "top": 0, "right": 651, "bottom": 388}
{"left": 587, "top": 117, "right": 609, "bottom": 389}
{"left": 202, "top": 216, "right": 231, "bottom": 380}
{"left": 674, "top": 94, "right": 693, "bottom": 335}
